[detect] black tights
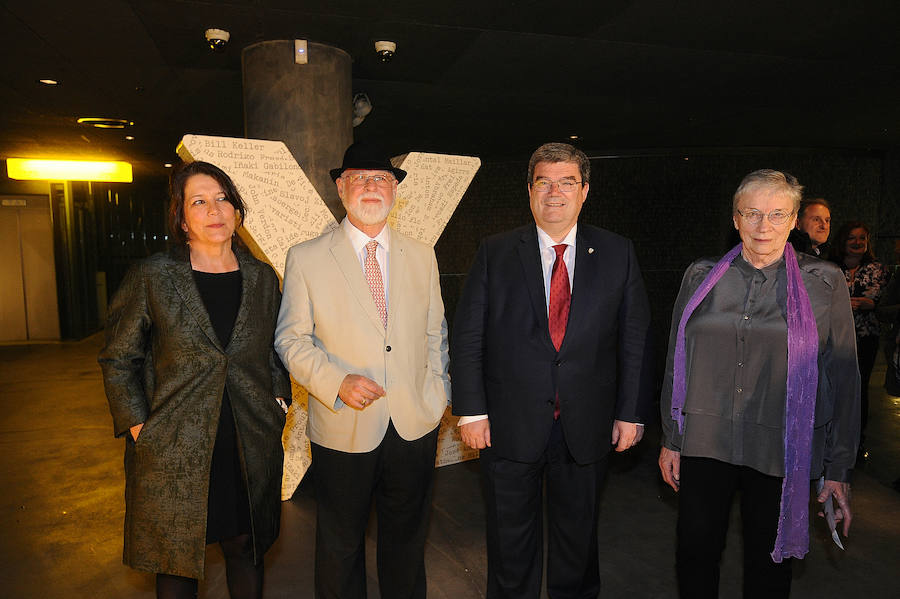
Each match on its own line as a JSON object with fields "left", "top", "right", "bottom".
{"left": 155, "top": 573, "right": 197, "bottom": 599}
{"left": 156, "top": 534, "right": 263, "bottom": 599}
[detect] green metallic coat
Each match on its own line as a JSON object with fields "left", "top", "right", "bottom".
{"left": 99, "top": 246, "right": 292, "bottom": 579}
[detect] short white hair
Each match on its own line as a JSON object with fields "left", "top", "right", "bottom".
{"left": 733, "top": 169, "right": 803, "bottom": 213}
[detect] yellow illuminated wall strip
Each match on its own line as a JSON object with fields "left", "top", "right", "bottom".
{"left": 7, "top": 159, "right": 133, "bottom": 182}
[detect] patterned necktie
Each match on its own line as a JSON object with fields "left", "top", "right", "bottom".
{"left": 365, "top": 240, "right": 387, "bottom": 328}
{"left": 549, "top": 244, "right": 570, "bottom": 419}
{"left": 549, "top": 244, "right": 570, "bottom": 350}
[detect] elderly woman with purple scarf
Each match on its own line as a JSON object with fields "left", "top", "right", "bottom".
{"left": 658, "top": 170, "right": 860, "bottom": 598}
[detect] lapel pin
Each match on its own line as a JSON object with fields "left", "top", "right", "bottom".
{"left": 588, "top": 247, "right": 594, "bottom": 254}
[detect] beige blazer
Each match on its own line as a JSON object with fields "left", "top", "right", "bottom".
{"left": 275, "top": 224, "right": 450, "bottom": 453}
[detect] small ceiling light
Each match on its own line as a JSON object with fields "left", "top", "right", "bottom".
{"left": 39, "top": 79, "right": 59, "bottom": 85}
{"left": 125, "top": 135, "right": 135, "bottom": 141}
{"left": 77, "top": 117, "right": 133, "bottom": 129}
{"left": 164, "top": 163, "right": 173, "bottom": 168}
{"left": 374, "top": 40, "right": 396, "bottom": 62}
{"left": 205, "top": 28, "right": 230, "bottom": 52}
{"left": 7, "top": 159, "right": 133, "bottom": 183}
{"left": 569, "top": 135, "right": 579, "bottom": 140}
{"left": 294, "top": 39, "right": 308, "bottom": 64}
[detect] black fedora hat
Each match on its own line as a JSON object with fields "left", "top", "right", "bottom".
{"left": 329, "top": 141, "right": 407, "bottom": 183}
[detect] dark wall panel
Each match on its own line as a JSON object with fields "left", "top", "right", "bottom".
{"left": 436, "top": 148, "right": 891, "bottom": 377}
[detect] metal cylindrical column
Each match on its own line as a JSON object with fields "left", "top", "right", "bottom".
{"left": 242, "top": 40, "right": 352, "bottom": 220}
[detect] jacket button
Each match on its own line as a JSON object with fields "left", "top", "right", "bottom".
{"left": 385, "top": 345, "right": 391, "bottom": 352}
{"left": 554, "top": 360, "right": 561, "bottom": 366}
{"left": 547, "top": 399, "right": 554, "bottom": 405}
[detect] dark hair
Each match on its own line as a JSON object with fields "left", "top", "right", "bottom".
{"left": 527, "top": 142, "right": 590, "bottom": 185}
{"left": 830, "top": 220, "right": 876, "bottom": 264}
{"left": 798, "top": 197, "right": 831, "bottom": 219}
{"left": 168, "top": 161, "right": 247, "bottom": 245}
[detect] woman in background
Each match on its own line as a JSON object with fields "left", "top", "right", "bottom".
{"left": 830, "top": 221, "right": 888, "bottom": 458}
{"left": 99, "top": 161, "right": 291, "bottom": 599}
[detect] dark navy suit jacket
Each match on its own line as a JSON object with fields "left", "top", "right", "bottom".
{"left": 451, "top": 223, "right": 654, "bottom": 464}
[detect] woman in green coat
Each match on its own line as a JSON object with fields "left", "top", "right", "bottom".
{"left": 99, "top": 161, "right": 292, "bottom": 598}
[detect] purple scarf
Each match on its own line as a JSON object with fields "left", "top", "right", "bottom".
{"left": 671, "top": 243, "right": 819, "bottom": 562}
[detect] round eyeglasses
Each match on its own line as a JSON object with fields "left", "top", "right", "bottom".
{"left": 735, "top": 208, "right": 794, "bottom": 226}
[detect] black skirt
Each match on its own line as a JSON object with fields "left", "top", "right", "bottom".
{"left": 206, "top": 389, "right": 251, "bottom": 543}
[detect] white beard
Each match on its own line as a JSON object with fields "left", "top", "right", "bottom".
{"left": 346, "top": 194, "right": 393, "bottom": 225}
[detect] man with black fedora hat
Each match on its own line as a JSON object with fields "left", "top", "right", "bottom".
{"left": 276, "top": 141, "right": 451, "bottom": 598}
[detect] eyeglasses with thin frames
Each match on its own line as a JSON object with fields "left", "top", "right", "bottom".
{"left": 530, "top": 178, "right": 584, "bottom": 193}
{"left": 735, "top": 208, "right": 794, "bottom": 226}
{"left": 342, "top": 173, "right": 395, "bottom": 188}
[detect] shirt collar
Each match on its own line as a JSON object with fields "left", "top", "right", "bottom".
{"left": 736, "top": 252, "right": 783, "bottom": 279}
{"left": 341, "top": 217, "right": 391, "bottom": 255}
{"left": 536, "top": 223, "right": 578, "bottom": 254}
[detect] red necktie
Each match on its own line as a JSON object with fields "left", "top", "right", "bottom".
{"left": 548, "top": 244, "right": 570, "bottom": 419}
{"left": 549, "top": 244, "right": 570, "bottom": 350}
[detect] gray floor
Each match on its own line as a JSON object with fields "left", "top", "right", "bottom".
{"left": 1, "top": 334, "right": 899, "bottom": 598}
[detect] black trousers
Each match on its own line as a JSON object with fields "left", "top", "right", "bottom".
{"left": 480, "top": 420, "right": 608, "bottom": 599}
{"left": 676, "top": 457, "right": 792, "bottom": 599}
{"left": 857, "top": 334, "right": 879, "bottom": 441}
{"left": 156, "top": 534, "right": 262, "bottom": 599}
{"left": 311, "top": 421, "right": 439, "bottom": 599}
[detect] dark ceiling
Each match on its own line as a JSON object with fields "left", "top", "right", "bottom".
{"left": 3, "top": 0, "right": 900, "bottom": 176}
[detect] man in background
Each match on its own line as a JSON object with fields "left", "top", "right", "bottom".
{"left": 791, "top": 197, "right": 832, "bottom": 256}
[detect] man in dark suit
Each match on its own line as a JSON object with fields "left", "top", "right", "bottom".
{"left": 451, "top": 142, "right": 653, "bottom": 598}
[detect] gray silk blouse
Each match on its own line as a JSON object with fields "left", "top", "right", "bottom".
{"left": 660, "top": 252, "right": 860, "bottom": 482}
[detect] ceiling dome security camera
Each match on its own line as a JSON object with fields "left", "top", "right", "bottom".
{"left": 205, "top": 28, "right": 230, "bottom": 52}
{"left": 374, "top": 40, "right": 396, "bottom": 63}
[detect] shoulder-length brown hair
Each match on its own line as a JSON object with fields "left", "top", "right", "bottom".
{"left": 168, "top": 161, "right": 247, "bottom": 246}
{"left": 830, "top": 220, "right": 876, "bottom": 264}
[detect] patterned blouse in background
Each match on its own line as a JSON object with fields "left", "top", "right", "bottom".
{"left": 842, "top": 259, "right": 889, "bottom": 338}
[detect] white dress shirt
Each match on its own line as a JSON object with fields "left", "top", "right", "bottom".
{"left": 342, "top": 217, "right": 390, "bottom": 310}
{"left": 537, "top": 224, "right": 577, "bottom": 311}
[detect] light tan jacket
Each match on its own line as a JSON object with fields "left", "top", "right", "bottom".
{"left": 275, "top": 224, "right": 450, "bottom": 453}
